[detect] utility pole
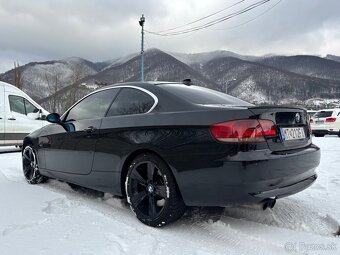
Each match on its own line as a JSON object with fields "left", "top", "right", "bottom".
{"left": 139, "top": 14, "right": 145, "bottom": 82}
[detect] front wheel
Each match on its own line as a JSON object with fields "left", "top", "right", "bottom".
{"left": 22, "top": 145, "right": 47, "bottom": 184}
{"left": 125, "top": 153, "right": 186, "bottom": 227}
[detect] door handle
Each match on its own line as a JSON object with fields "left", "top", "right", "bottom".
{"left": 8, "top": 117, "right": 16, "bottom": 120}
{"left": 83, "top": 126, "right": 97, "bottom": 133}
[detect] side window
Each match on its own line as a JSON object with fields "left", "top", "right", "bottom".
{"left": 9, "top": 96, "right": 26, "bottom": 115}
{"left": 24, "top": 99, "right": 39, "bottom": 114}
{"left": 65, "top": 89, "right": 118, "bottom": 121}
{"left": 106, "top": 88, "right": 155, "bottom": 117}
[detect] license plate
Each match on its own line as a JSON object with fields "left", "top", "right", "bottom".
{"left": 315, "top": 120, "right": 324, "bottom": 124}
{"left": 280, "top": 127, "right": 306, "bottom": 141}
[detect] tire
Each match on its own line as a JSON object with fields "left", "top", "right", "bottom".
{"left": 125, "top": 153, "right": 186, "bottom": 227}
{"left": 22, "top": 145, "right": 47, "bottom": 184}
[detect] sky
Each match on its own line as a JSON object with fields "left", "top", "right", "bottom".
{"left": 1, "top": 0, "right": 340, "bottom": 73}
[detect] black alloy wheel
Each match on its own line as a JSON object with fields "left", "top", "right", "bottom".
{"left": 126, "top": 153, "right": 186, "bottom": 227}
{"left": 22, "top": 145, "right": 47, "bottom": 184}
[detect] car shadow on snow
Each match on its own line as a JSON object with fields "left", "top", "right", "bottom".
{"left": 180, "top": 198, "right": 339, "bottom": 237}
{"left": 40, "top": 179, "right": 339, "bottom": 236}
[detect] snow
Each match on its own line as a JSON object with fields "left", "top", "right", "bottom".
{"left": 0, "top": 137, "right": 340, "bottom": 255}
{"left": 168, "top": 51, "right": 262, "bottom": 66}
{"left": 21, "top": 59, "right": 98, "bottom": 99}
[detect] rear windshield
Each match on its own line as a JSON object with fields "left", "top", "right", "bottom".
{"left": 314, "top": 111, "right": 333, "bottom": 118}
{"left": 160, "top": 84, "right": 253, "bottom": 106}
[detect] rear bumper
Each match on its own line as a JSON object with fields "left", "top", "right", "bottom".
{"left": 251, "top": 174, "right": 317, "bottom": 199}
{"left": 176, "top": 144, "right": 320, "bottom": 206}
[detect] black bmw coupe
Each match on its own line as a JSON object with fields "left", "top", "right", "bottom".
{"left": 22, "top": 82, "right": 320, "bottom": 227}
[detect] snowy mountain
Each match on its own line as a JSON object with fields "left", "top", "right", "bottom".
{"left": 258, "top": 55, "right": 340, "bottom": 81}
{"left": 199, "top": 56, "right": 340, "bottom": 104}
{"left": 1, "top": 48, "right": 340, "bottom": 111}
{"left": 169, "top": 50, "right": 263, "bottom": 67}
{"left": 0, "top": 57, "right": 98, "bottom": 100}
{"left": 325, "top": 54, "right": 340, "bottom": 63}
{"left": 83, "top": 48, "right": 219, "bottom": 88}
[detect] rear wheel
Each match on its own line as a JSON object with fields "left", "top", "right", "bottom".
{"left": 22, "top": 145, "right": 47, "bottom": 184}
{"left": 125, "top": 153, "right": 186, "bottom": 227}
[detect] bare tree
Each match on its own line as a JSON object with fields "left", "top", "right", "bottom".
{"left": 45, "top": 68, "right": 62, "bottom": 113}
{"left": 66, "top": 64, "right": 87, "bottom": 109}
{"left": 14, "top": 61, "right": 23, "bottom": 90}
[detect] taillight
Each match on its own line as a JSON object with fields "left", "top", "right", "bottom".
{"left": 326, "top": 117, "right": 336, "bottom": 122}
{"left": 310, "top": 118, "right": 314, "bottom": 123}
{"left": 210, "top": 119, "right": 277, "bottom": 143}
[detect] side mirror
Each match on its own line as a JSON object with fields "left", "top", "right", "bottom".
{"left": 46, "top": 113, "right": 61, "bottom": 123}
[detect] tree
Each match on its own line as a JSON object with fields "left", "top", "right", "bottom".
{"left": 45, "top": 68, "right": 62, "bottom": 113}
{"left": 14, "top": 61, "right": 23, "bottom": 90}
{"left": 66, "top": 64, "right": 87, "bottom": 109}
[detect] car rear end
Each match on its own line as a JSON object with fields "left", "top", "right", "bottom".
{"left": 310, "top": 109, "right": 340, "bottom": 137}
{"left": 156, "top": 84, "right": 320, "bottom": 206}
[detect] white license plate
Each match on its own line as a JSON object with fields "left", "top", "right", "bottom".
{"left": 280, "top": 127, "right": 306, "bottom": 141}
{"left": 315, "top": 120, "right": 324, "bottom": 124}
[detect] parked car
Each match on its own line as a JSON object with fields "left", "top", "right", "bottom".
{"left": 0, "top": 81, "right": 49, "bottom": 146}
{"left": 22, "top": 82, "right": 320, "bottom": 227}
{"left": 310, "top": 108, "right": 340, "bottom": 137}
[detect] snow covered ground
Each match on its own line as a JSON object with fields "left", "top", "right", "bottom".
{"left": 0, "top": 137, "right": 339, "bottom": 255}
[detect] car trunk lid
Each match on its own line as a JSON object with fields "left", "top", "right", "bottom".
{"left": 248, "top": 106, "right": 311, "bottom": 152}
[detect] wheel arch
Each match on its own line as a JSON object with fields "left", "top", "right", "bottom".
{"left": 22, "top": 137, "right": 34, "bottom": 149}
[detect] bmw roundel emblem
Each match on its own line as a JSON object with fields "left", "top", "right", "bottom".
{"left": 295, "top": 113, "right": 301, "bottom": 123}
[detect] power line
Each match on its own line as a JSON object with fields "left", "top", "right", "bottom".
{"left": 154, "top": 0, "right": 246, "bottom": 33}
{"left": 146, "top": 0, "right": 270, "bottom": 36}
{"left": 209, "top": 0, "right": 282, "bottom": 31}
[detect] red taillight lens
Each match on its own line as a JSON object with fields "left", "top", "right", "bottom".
{"left": 326, "top": 117, "right": 336, "bottom": 122}
{"left": 310, "top": 118, "right": 314, "bottom": 123}
{"left": 210, "top": 119, "right": 277, "bottom": 143}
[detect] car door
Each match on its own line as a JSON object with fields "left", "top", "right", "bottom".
{"left": 44, "top": 88, "right": 119, "bottom": 175}
{"left": 92, "top": 87, "right": 156, "bottom": 172}
{"left": 5, "top": 94, "right": 44, "bottom": 144}
{"left": 0, "top": 85, "right": 4, "bottom": 145}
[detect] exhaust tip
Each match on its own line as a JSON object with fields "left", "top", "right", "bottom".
{"left": 262, "top": 198, "right": 276, "bottom": 210}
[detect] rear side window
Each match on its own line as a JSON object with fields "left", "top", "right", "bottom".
{"left": 65, "top": 89, "right": 118, "bottom": 121}
{"left": 160, "top": 84, "right": 253, "bottom": 106}
{"left": 314, "top": 111, "right": 333, "bottom": 118}
{"left": 106, "top": 88, "right": 155, "bottom": 116}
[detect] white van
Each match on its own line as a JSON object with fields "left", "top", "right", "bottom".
{"left": 0, "top": 81, "right": 49, "bottom": 146}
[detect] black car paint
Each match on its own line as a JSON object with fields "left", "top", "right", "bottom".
{"left": 24, "top": 82, "right": 320, "bottom": 207}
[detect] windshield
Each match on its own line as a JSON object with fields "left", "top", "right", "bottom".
{"left": 160, "top": 84, "right": 253, "bottom": 107}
